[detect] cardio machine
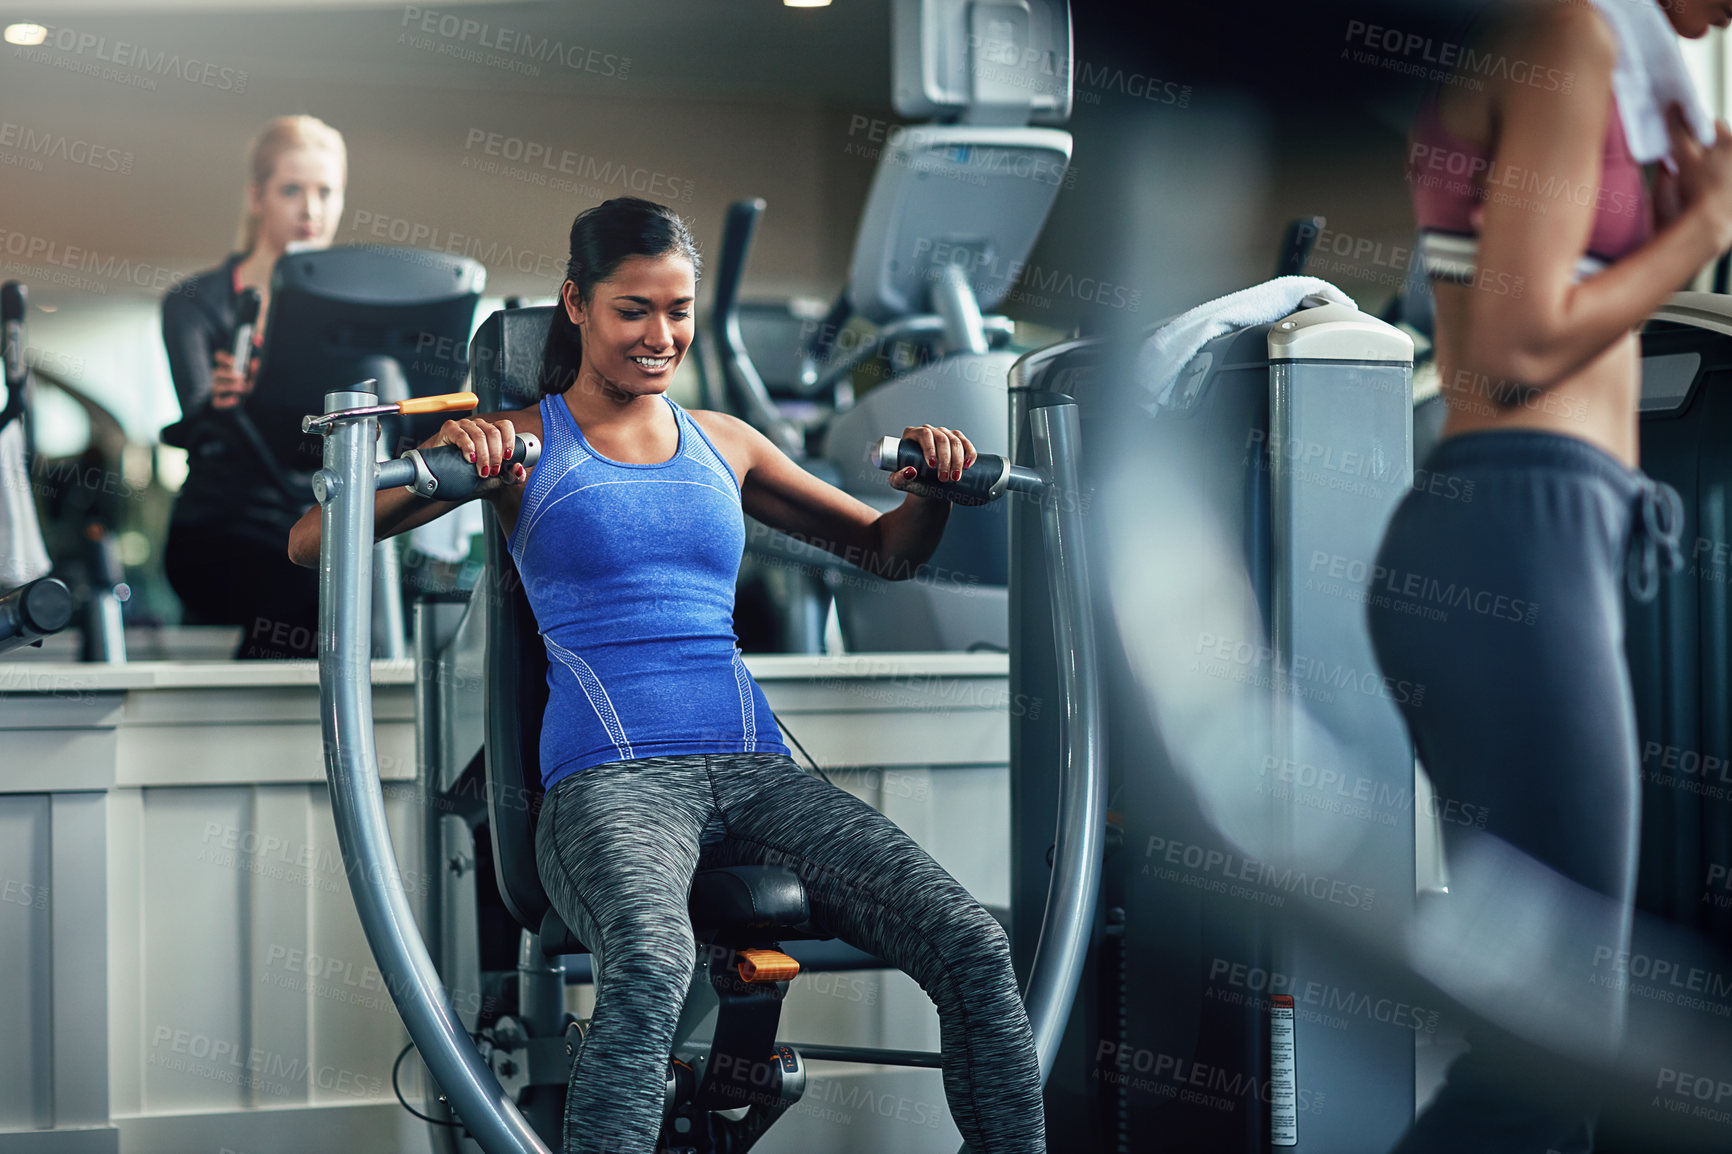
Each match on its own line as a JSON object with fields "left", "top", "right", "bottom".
{"left": 306, "top": 300, "right": 1104, "bottom": 1152}
{"left": 711, "top": 0, "right": 1075, "bottom": 654}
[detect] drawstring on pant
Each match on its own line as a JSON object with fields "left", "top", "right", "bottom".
{"left": 1627, "top": 478, "right": 1684, "bottom": 602}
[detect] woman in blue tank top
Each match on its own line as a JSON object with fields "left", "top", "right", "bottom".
{"left": 290, "top": 197, "right": 1045, "bottom": 1154}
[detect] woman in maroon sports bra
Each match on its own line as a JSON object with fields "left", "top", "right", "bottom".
{"left": 1367, "top": 1, "right": 1732, "bottom": 1151}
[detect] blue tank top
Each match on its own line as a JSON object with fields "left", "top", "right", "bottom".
{"left": 508, "top": 393, "right": 789, "bottom": 788}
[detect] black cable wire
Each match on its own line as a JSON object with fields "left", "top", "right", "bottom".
{"left": 770, "top": 707, "right": 833, "bottom": 786}
{"left": 393, "top": 1040, "right": 465, "bottom": 1127}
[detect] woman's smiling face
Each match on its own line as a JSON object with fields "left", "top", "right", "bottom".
{"left": 565, "top": 252, "right": 695, "bottom": 399}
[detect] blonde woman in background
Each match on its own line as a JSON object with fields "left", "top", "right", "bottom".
{"left": 161, "top": 115, "right": 346, "bottom": 659}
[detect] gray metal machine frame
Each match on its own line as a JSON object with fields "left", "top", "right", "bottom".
{"left": 310, "top": 385, "right": 1107, "bottom": 1152}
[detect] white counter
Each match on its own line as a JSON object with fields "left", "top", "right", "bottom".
{"left": 0, "top": 652, "right": 1012, "bottom": 1154}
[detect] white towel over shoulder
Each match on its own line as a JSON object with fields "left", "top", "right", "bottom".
{"left": 1137, "top": 276, "right": 1356, "bottom": 411}
{"left": 1588, "top": 0, "right": 1715, "bottom": 165}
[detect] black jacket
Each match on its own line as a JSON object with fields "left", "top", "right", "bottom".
{"left": 161, "top": 256, "right": 311, "bottom": 548}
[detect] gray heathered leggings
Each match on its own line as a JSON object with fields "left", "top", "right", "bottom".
{"left": 533, "top": 751, "right": 1047, "bottom": 1154}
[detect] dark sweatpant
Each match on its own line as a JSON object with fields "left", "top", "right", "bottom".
{"left": 1366, "top": 430, "right": 1682, "bottom": 1154}
{"left": 164, "top": 521, "right": 320, "bottom": 660}
{"left": 534, "top": 751, "right": 1047, "bottom": 1154}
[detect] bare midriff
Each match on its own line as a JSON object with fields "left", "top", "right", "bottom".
{"left": 1431, "top": 282, "right": 1641, "bottom": 467}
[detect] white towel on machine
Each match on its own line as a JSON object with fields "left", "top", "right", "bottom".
{"left": 1588, "top": 0, "right": 1715, "bottom": 165}
{"left": 1137, "top": 276, "right": 1356, "bottom": 411}
{"left": 0, "top": 419, "right": 51, "bottom": 589}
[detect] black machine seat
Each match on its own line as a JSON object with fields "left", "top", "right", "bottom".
{"left": 536, "top": 865, "right": 815, "bottom": 956}
{"left": 689, "top": 866, "right": 811, "bottom": 938}
{"left": 469, "top": 307, "right": 816, "bottom": 959}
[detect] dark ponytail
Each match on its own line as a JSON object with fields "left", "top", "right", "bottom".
{"left": 539, "top": 197, "right": 702, "bottom": 396}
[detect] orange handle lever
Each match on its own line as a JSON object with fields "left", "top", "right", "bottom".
{"left": 398, "top": 391, "right": 478, "bottom": 416}
{"left": 736, "top": 949, "right": 800, "bottom": 983}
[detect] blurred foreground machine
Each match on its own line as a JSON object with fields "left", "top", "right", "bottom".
{"left": 1010, "top": 301, "right": 1419, "bottom": 1153}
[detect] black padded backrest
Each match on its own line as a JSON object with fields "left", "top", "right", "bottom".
{"left": 473, "top": 306, "right": 557, "bottom": 931}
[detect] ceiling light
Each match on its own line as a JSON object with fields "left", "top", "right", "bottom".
{"left": 4, "top": 24, "right": 47, "bottom": 46}
{"left": 784, "top": 0, "right": 833, "bottom": 7}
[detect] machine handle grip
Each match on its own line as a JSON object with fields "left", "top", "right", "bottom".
{"left": 400, "top": 433, "right": 541, "bottom": 500}
{"left": 871, "top": 436, "right": 1037, "bottom": 502}
{"left": 0, "top": 577, "right": 74, "bottom": 658}
{"left": 229, "top": 287, "right": 261, "bottom": 368}
{"left": 398, "top": 391, "right": 479, "bottom": 416}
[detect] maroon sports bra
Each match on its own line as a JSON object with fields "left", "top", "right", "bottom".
{"left": 1409, "top": 95, "right": 1652, "bottom": 282}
